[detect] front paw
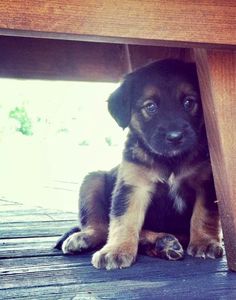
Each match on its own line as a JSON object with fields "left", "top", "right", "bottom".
{"left": 92, "top": 244, "right": 137, "bottom": 270}
{"left": 62, "top": 232, "right": 91, "bottom": 254}
{"left": 187, "top": 240, "right": 223, "bottom": 259}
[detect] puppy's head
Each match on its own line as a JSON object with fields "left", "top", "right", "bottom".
{"left": 108, "top": 59, "right": 204, "bottom": 158}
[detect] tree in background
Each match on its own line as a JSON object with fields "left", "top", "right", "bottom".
{"left": 9, "top": 107, "right": 33, "bottom": 136}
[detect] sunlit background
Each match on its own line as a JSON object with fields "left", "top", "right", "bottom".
{"left": 0, "top": 79, "right": 126, "bottom": 212}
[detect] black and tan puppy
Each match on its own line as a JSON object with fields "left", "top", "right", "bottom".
{"left": 55, "top": 59, "right": 223, "bottom": 270}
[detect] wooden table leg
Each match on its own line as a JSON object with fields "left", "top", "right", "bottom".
{"left": 194, "top": 49, "right": 236, "bottom": 271}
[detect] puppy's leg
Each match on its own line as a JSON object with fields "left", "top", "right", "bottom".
{"left": 187, "top": 190, "right": 223, "bottom": 259}
{"left": 61, "top": 172, "right": 109, "bottom": 254}
{"left": 92, "top": 162, "right": 155, "bottom": 270}
{"left": 139, "top": 230, "right": 185, "bottom": 260}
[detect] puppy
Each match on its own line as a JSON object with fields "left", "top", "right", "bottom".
{"left": 55, "top": 59, "right": 223, "bottom": 270}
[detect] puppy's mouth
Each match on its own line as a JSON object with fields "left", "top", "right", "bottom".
{"left": 164, "top": 146, "right": 188, "bottom": 158}
{"left": 148, "top": 138, "right": 196, "bottom": 158}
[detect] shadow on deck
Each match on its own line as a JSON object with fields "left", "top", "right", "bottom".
{"left": 0, "top": 198, "right": 236, "bottom": 299}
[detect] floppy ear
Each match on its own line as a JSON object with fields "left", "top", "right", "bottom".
{"left": 108, "top": 78, "right": 133, "bottom": 129}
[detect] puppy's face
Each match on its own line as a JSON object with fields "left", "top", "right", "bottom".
{"left": 108, "top": 59, "right": 204, "bottom": 158}
{"left": 131, "top": 78, "right": 201, "bottom": 158}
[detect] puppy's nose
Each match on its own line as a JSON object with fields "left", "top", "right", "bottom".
{"left": 166, "top": 131, "right": 183, "bottom": 143}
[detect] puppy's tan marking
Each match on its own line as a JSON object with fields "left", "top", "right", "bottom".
{"left": 130, "top": 141, "right": 155, "bottom": 167}
{"left": 187, "top": 190, "right": 223, "bottom": 259}
{"left": 120, "top": 160, "right": 162, "bottom": 186}
{"left": 177, "top": 82, "right": 196, "bottom": 96}
{"left": 140, "top": 230, "right": 168, "bottom": 244}
{"left": 140, "top": 230, "right": 189, "bottom": 249}
{"left": 143, "top": 85, "right": 160, "bottom": 99}
{"left": 130, "top": 114, "right": 143, "bottom": 134}
{"left": 92, "top": 161, "right": 157, "bottom": 269}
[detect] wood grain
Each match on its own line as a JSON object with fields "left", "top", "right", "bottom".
{"left": 1, "top": 255, "right": 235, "bottom": 299}
{"left": 1, "top": 276, "right": 236, "bottom": 300}
{"left": 0, "top": 194, "right": 235, "bottom": 299}
{"left": 0, "top": 220, "right": 76, "bottom": 238}
{"left": 0, "top": 1, "right": 235, "bottom": 48}
{"left": 0, "top": 36, "right": 193, "bottom": 81}
{"left": 0, "top": 36, "right": 129, "bottom": 81}
{"left": 0, "top": 236, "right": 59, "bottom": 259}
{"left": 195, "top": 48, "right": 236, "bottom": 271}
{"left": 128, "top": 45, "right": 193, "bottom": 71}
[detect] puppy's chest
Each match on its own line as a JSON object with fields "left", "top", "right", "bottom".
{"left": 166, "top": 172, "right": 190, "bottom": 213}
{"left": 162, "top": 166, "right": 201, "bottom": 214}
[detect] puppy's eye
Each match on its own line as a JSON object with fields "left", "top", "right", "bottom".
{"left": 183, "top": 96, "right": 196, "bottom": 112}
{"left": 144, "top": 101, "right": 158, "bottom": 114}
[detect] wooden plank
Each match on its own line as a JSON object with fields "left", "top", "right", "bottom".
{"left": 128, "top": 45, "right": 193, "bottom": 70}
{"left": 0, "top": 206, "right": 76, "bottom": 215}
{"left": 0, "top": 198, "right": 22, "bottom": 206}
{"left": 0, "top": 204, "right": 29, "bottom": 212}
{"left": 0, "top": 214, "right": 75, "bottom": 223}
{"left": 0, "top": 1, "right": 235, "bottom": 48}
{"left": 1, "top": 278, "right": 236, "bottom": 300}
{"left": 0, "top": 36, "right": 129, "bottom": 81}
{"left": 0, "top": 255, "right": 235, "bottom": 299}
{"left": 0, "top": 208, "right": 77, "bottom": 223}
{"left": 1, "top": 272, "right": 236, "bottom": 300}
{"left": 0, "top": 201, "right": 235, "bottom": 299}
{"left": 0, "top": 236, "right": 60, "bottom": 259}
{"left": 0, "top": 197, "right": 76, "bottom": 223}
{"left": 194, "top": 49, "right": 236, "bottom": 271}
{"left": 0, "top": 254, "right": 91, "bottom": 272}
{"left": 0, "top": 36, "right": 195, "bottom": 81}
{"left": 0, "top": 220, "right": 76, "bottom": 238}
{"left": 0, "top": 254, "right": 228, "bottom": 276}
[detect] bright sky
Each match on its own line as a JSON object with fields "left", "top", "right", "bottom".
{"left": 0, "top": 79, "right": 126, "bottom": 211}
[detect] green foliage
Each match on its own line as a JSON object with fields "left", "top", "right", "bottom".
{"left": 9, "top": 106, "right": 33, "bottom": 136}
{"left": 57, "top": 128, "right": 69, "bottom": 134}
{"left": 105, "top": 136, "right": 112, "bottom": 146}
{"left": 78, "top": 140, "right": 89, "bottom": 146}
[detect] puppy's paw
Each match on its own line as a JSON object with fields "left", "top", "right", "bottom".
{"left": 62, "top": 232, "right": 91, "bottom": 254}
{"left": 92, "top": 245, "right": 137, "bottom": 270}
{"left": 187, "top": 240, "right": 223, "bottom": 259}
{"left": 153, "top": 234, "right": 184, "bottom": 261}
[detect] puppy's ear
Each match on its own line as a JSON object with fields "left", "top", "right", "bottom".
{"left": 108, "top": 78, "right": 133, "bottom": 129}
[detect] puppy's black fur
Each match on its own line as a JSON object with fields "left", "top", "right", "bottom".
{"left": 55, "top": 59, "right": 222, "bottom": 269}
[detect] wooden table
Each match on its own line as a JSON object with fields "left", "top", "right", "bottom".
{"left": 0, "top": 0, "right": 236, "bottom": 271}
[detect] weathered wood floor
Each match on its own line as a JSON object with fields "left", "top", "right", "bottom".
{"left": 1, "top": 198, "right": 236, "bottom": 300}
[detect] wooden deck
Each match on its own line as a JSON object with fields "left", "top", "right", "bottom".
{"left": 1, "top": 198, "right": 236, "bottom": 299}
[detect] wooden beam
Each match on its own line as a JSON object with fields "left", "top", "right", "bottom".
{"left": 195, "top": 49, "right": 236, "bottom": 271}
{"left": 128, "top": 45, "right": 193, "bottom": 70}
{"left": 0, "top": 36, "right": 192, "bottom": 81}
{"left": 0, "top": 1, "right": 235, "bottom": 48}
{"left": 0, "top": 36, "right": 128, "bottom": 81}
